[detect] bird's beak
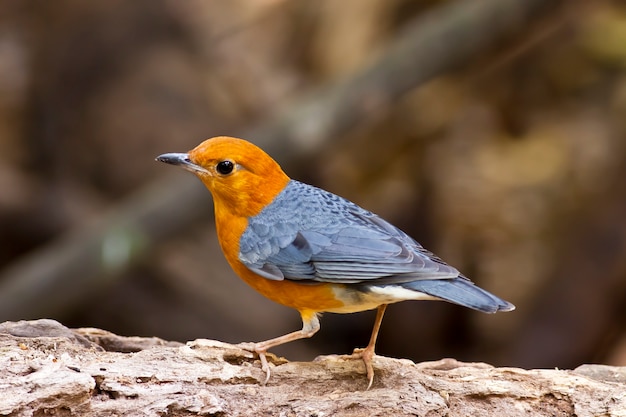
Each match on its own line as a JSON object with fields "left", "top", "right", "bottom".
{"left": 155, "top": 153, "right": 209, "bottom": 174}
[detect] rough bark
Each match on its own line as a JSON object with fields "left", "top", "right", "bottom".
{"left": 1, "top": 319, "right": 624, "bottom": 417}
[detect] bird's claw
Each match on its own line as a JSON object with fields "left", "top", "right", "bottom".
{"left": 351, "top": 347, "right": 376, "bottom": 390}
{"left": 257, "top": 351, "right": 271, "bottom": 385}
{"left": 235, "top": 342, "right": 271, "bottom": 385}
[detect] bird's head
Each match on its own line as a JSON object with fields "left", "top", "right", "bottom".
{"left": 157, "top": 136, "right": 290, "bottom": 217}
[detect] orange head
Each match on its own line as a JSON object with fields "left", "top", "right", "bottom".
{"left": 156, "top": 136, "right": 290, "bottom": 218}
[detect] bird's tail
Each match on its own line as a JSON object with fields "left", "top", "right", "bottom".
{"left": 402, "top": 277, "right": 515, "bottom": 313}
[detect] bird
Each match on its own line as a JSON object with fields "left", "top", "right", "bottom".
{"left": 156, "top": 136, "right": 514, "bottom": 389}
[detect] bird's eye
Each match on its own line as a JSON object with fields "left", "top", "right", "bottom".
{"left": 216, "top": 160, "right": 235, "bottom": 175}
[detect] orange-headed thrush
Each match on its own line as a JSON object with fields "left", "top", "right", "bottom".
{"left": 157, "top": 136, "right": 514, "bottom": 388}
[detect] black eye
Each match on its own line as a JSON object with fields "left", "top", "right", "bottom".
{"left": 216, "top": 160, "right": 235, "bottom": 175}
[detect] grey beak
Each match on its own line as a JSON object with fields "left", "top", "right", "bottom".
{"left": 156, "top": 153, "right": 208, "bottom": 174}
{"left": 156, "top": 153, "right": 190, "bottom": 166}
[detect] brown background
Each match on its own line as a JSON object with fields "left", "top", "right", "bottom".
{"left": 1, "top": 0, "right": 625, "bottom": 371}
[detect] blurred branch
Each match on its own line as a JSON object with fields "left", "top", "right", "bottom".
{"left": 0, "top": 0, "right": 559, "bottom": 320}
{"left": 250, "top": 0, "right": 559, "bottom": 156}
{"left": 0, "top": 176, "right": 211, "bottom": 320}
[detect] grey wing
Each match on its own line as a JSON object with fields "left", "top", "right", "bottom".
{"left": 308, "top": 211, "right": 460, "bottom": 282}
{"left": 239, "top": 203, "right": 459, "bottom": 284}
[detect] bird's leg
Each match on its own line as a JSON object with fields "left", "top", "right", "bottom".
{"left": 237, "top": 312, "right": 320, "bottom": 384}
{"left": 351, "top": 304, "right": 387, "bottom": 389}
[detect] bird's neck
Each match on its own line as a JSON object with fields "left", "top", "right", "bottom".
{"left": 209, "top": 175, "right": 290, "bottom": 219}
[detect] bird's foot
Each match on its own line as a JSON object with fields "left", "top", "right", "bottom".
{"left": 235, "top": 342, "right": 271, "bottom": 385}
{"left": 351, "top": 346, "right": 376, "bottom": 390}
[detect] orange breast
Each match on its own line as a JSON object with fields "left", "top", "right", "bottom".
{"left": 232, "top": 262, "right": 345, "bottom": 312}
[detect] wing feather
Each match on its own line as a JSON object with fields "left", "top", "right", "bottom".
{"left": 238, "top": 180, "right": 459, "bottom": 284}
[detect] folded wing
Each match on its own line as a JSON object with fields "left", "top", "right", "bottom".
{"left": 239, "top": 180, "right": 459, "bottom": 284}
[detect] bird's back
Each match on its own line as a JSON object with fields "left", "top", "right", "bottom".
{"left": 236, "top": 180, "right": 512, "bottom": 313}
{"left": 239, "top": 180, "right": 454, "bottom": 279}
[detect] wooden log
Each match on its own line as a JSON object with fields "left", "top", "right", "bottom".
{"left": 1, "top": 319, "right": 624, "bottom": 417}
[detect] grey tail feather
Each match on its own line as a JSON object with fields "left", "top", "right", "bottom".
{"left": 402, "top": 277, "right": 515, "bottom": 313}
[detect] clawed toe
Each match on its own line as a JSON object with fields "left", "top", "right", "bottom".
{"left": 235, "top": 343, "right": 272, "bottom": 384}
{"left": 351, "top": 347, "right": 376, "bottom": 389}
{"left": 257, "top": 351, "right": 271, "bottom": 385}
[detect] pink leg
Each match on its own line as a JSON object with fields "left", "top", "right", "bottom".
{"left": 238, "top": 313, "right": 320, "bottom": 384}
{"left": 352, "top": 304, "right": 387, "bottom": 389}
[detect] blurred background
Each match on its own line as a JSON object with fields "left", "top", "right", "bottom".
{"left": 1, "top": 0, "right": 625, "bottom": 371}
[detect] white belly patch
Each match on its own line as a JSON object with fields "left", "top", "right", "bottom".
{"left": 326, "top": 285, "right": 441, "bottom": 314}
